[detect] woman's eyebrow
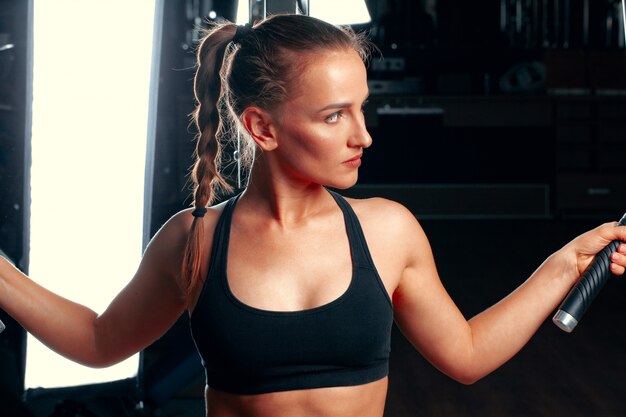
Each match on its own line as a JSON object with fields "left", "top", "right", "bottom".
{"left": 317, "top": 102, "right": 352, "bottom": 112}
{"left": 317, "top": 94, "right": 370, "bottom": 113}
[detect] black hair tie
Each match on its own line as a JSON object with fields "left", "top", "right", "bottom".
{"left": 192, "top": 207, "right": 208, "bottom": 218}
{"left": 232, "top": 23, "right": 252, "bottom": 45}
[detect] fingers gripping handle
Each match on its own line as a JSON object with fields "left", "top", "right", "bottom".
{"left": 553, "top": 241, "right": 621, "bottom": 332}
{"left": 553, "top": 213, "right": 626, "bottom": 333}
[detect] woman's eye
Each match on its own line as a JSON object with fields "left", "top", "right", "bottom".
{"left": 325, "top": 112, "right": 341, "bottom": 123}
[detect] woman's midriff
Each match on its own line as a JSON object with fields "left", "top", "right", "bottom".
{"left": 206, "top": 377, "right": 388, "bottom": 417}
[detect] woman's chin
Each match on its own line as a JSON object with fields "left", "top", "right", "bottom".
{"left": 325, "top": 176, "right": 359, "bottom": 190}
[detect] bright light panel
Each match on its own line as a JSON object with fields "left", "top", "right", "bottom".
{"left": 309, "top": 0, "right": 371, "bottom": 25}
{"left": 236, "top": 0, "right": 371, "bottom": 24}
{"left": 27, "top": 0, "right": 155, "bottom": 389}
{"left": 236, "top": 0, "right": 250, "bottom": 23}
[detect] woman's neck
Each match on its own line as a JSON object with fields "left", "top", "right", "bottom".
{"left": 238, "top": 160, "right": 334, "bottom": 225}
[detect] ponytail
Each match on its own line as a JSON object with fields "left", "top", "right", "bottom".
{"left": 182, "top": 23, "right": 236, "bottom": 295}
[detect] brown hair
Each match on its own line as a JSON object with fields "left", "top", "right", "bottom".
{"left": 182, "top": 14, "right": 374, "bottom": 294}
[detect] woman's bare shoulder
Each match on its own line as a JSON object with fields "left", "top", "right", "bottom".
{"left": 139, "top": 200, "right": 231, "bottom": 291}
{"left": 344, "top": 195, "right": 420, "bottom": 228}
{"left": 343, "top": 195, "right": 428, "bottom": 247}
{"left": 140, "top": 199, "right": 231, "bottom": 296}
{"left": 153, "top": 199, "right": 229, "bottom": 243}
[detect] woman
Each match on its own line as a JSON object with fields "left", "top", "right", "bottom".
{"left": 1, "top": 14, "right": 625, "bottom": 417}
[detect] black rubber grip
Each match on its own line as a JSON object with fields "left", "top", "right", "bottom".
{"left": 553, "top": 213, "right": 626, "bottom": 332}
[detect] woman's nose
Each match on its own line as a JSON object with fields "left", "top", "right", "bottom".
{"left": 350, "top": 112, "right": 372, "bottom": 149}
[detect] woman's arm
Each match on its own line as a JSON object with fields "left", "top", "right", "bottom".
{"left": 392, "top": 211, "right": 626, "bottom": 385}
{"left": 0, "top": 209, "right": 199, "bottom": 368}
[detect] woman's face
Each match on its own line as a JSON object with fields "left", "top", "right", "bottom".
{"left": 268, "top": 48, "right": 372, "bottom": 190}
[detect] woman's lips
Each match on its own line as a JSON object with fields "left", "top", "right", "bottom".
{"left": 342, "top": 154, "right": 362, "bottom": 168}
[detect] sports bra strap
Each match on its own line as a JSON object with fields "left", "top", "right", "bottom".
{"left": 328, "top": 190, "right": 377, "bottom": 270}
{"left": 207, "top": 193, "right": 241, "bottom": 282}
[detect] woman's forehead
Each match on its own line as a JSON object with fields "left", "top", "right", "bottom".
{"left": 287, "top": 49, "right": 367, "bottom": 103}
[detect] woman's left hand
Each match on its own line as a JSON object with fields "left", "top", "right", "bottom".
{"left": 562, "top": 219, "right": 626, "bottom": 280}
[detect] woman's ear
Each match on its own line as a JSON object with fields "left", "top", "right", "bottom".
{"left": 241, "top": 107, "right": 278, "bottom": 152}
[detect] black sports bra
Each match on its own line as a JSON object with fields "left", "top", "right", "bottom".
{"left": 189, "top": 190, "right": 393, "bottom": 395}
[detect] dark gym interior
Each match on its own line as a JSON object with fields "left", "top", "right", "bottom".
{"left": 1, "top": 0, "right": 625, "bottom": 416}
